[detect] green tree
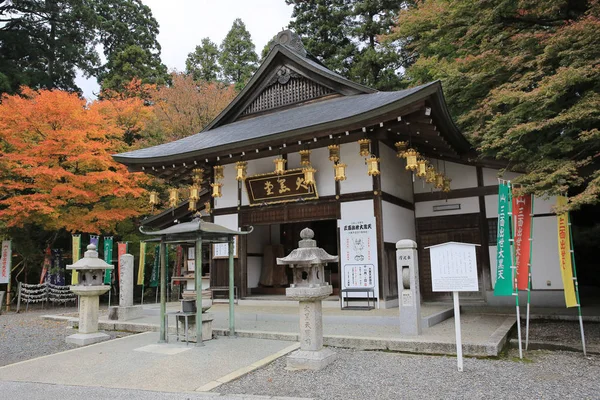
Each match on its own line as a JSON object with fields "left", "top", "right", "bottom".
{"left": 386, "top": 0, "right": 600, "bottom": 210}
{"left": 219, "top": 18, "right": 258, "bottom": 90}
{"left": 185, "top": 37, "right": 221, "bottom": 81}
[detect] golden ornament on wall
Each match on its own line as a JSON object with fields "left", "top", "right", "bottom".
{"left": 235, "top": 161, "right": 247, "bottom": 181}
{"left": 358, "top": 138, "right": 371, "bottom": 157}
{"left": 211, "top": 182, "right": 223, "bottom": 198}
{"left": 273, "top": 157, "right": 286, "bottom": 175}
{"left": 416, "top": 159, "right": 428, "bottom": 178}
{"left": 204, "top": 201, "right": 211, "bottom": 214}
{"left": 328, "top": 144, "right": 340, "bottom": 162}
{"left": 188, "top": 199, "right": 197, "bottom": 212}
{"left": 149, "top": 191, "right": 159, "bottom": 206}
{"left": 168, "top": 188, "right": 179, "bottom": 208}
{"left": 303, "top": 166, "right": 316, "bottom": 185}
{"left": 425, "top": 165, "right": 436, "bottom": 183}
{"left": 405, "top": 148, "right": 419, "bottom": 171}
{"left": 192, "top": 168, "right": 204, "bottom": 185}
{"left": 435, "top": 173, "right": 445, "bottom": 189}
{"left": 366, "top": 156, "right": 380, "bottom": 176}
{"left": 214, "top": 165, "right": 224, "bottom": 181}
{"left": 443, "top": 177, "right": 452, "bottom": 193}
{"left": 334, "top": 162, "right": 347, "bottom": 181}
{"left": 189, "top": 185, "right": 200, "bottom": 201}
{"left": 395, "top": 141, "right": 408, "bottom": 158}
{"left": 299, "top": 150, "right": 311, "bottom": 166}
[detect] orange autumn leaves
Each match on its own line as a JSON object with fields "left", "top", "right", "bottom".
{"left": 0, "top": 87, "right": 150, "bottom": 233}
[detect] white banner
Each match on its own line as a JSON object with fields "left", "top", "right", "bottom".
{"left": 339, "top": 218, "right": 379, "bottom": 299}
{"left": 1, "top": 240, "right": 12, "bottom": 284}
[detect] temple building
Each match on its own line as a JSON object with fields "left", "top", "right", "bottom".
{"left": 114, "top": 31, "right": 565, "bottom": 308}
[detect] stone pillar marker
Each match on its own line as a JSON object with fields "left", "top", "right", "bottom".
{"left": 108, "top": 253, "right": 143, "bottom": 321}
{"left": 66, "top": 244, "right": 113, "bottom": 346}
{"left": 277, "top": 228, "right": 338, "bottom": 370}
{"left": 396, "top": 239, "right": 422, "bottom": 336}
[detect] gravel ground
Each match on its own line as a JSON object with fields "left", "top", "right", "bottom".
{"left": 216, "top": 348, "right": 600, "bottom": 400}
{"left": 0, "top": 307, "right": 131, "bottom": 367}
{"left": 527, "top": 320, "right": 600, "bottom": 346}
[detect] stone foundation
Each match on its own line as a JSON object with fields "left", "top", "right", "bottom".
{"left": 66, "top": 332, "right": 110, "bottom": 346}
{"left": 108, "top": 305, "right": 144, "bottom": 321}
{"left": 286, "top": 348, "right": 337, "bottom": 370}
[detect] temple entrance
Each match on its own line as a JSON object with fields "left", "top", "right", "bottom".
{"left": 248, "top": 219, "right": 340, "bottom": 296}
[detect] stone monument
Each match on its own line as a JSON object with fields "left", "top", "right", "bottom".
{"left": 66, "top": 244, "right": 113, "bottom": 346}
{"left": 396, "top": 239, "right": 422, "bottom": 335}
{"left": 277, "top": 228, "right": 338, "bottom": 370}
{"left": 108, "top": 253, "right": 143, "bottom": 321}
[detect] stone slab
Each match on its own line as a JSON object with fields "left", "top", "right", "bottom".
{"left": 65, "top": 332, "right": 111, "bottom": 346}
{"left": 286, "top": 348, "right": 337, "bottom": 370}
{"left": 108, "top": 305, "right": 144, "bottom": 321}
{"left": 134, "top": 344, "right": 193, "bottom": 355}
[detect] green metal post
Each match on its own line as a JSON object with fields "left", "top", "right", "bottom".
{"left": 568, "top": 211, "right": 586, "bottom": 356}
{"left": 228, "top": 238, "right": 235, "bottom": 337}
{"left": 159, "top": 237, "right": 167, "bottom": 343}
{"left": 508, "top": 182, "right": 523, "bottom": 359}
{"left": 525, "top": 196, "right": 535, "bottom": 350}
{"left": 195, "top": 236, "right": 204, "bottom": 346}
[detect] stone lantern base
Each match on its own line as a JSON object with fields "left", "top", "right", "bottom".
{"left": 286, "top": 348, "right": 337, "bottom": 371}
{"left": 66, "top": 332, "right": 111, "bottom": 346}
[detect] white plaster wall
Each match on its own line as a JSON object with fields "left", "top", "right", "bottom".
{"left": 340, "top": 199, "right": 375, "bottom": 220}
{"left": 482, "top": 167, "right": 520, "bottom": 186}
{"left": 382, "top": 201, "right": 416, "bottom": 242}
{"left": 214, "top": 214, "right": 238, "bottom": 230}
{"left": 489, "top": 216, "right": 562, "bottom": 291}
{"left": 287, "top": 152, "right": 301, "bottom": 170}
{"left": 247, "top": 257, "right": 262, "bottom": 288}
{"left": 414, "top": 159, "right": 477, "bottom": 194}
{"left": 214, "top": 163, "right": 238, "bottom": 209}
{"left": 311, "top": 146, "right": 336, "bottom": 197}
{"left": 380, "top": 142, "right": 413, "bottom": 202}
{"left": 415, "top": 197, "right": 479, "bottom": 218}
{"left": 339, "top": 142, "right": 372, "bottom": 194}
{"left": 242, "top": 156, "right": 277, "bottom": 206}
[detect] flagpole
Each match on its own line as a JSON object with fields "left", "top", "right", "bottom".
{"left": 508, "top": 181, "right": 523, "bottom": 359}
{"left": 525, "top": 196, "right": 535, "bottom": 350}
{"left": 567, "top": 211, "right": 586, "bottom": 356}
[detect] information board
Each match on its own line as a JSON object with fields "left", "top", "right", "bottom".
{"left": 212, "top": 236, "right": 238, "bottom": 259}
{"left": 427, "top": 242, "right": 479, "bottom": 292}
{"left": 339, "top": 218, "right": 379, "bottom": 300}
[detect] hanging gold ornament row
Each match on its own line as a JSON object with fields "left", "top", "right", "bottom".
{"left": 235, "top": 161, "right": 247, "bottom": 181}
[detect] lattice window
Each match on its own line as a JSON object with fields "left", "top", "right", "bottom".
{"left": 242, "top": 77, "right": 334, "bottom": 115}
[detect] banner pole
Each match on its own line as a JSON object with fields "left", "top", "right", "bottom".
{"left": 508, "top": 182, "right": 523, "bottom": 359}
{"left": 525, "top": 196, "right": 535, "bottom": 350}
{"left": 567, "top": 211, "right": 586, "bottom": 356}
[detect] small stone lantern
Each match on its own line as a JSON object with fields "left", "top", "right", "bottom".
{"left": 277, "top": 228, "right": 338, "bottom": 370}
{"left": 66, "top": 244, "right": 114, "bottom": 346}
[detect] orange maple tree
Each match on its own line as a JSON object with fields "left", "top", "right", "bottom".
{"left": 0, "top": 87, "right": 153, "bottom": 234}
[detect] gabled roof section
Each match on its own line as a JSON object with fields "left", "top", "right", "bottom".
{"left": 205, "top": 30, "right": 375, "bottom": 130}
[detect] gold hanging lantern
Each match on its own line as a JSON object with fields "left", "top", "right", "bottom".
{"left": 435, "top": 173, "right": 445, "bottom": 189}
{"left": 189, "top": 185, "right": 200, "bottom": 201}
{"left": 188, "top": 199, "right": 197, "bottom": 211}
{"left": 334, "top": 162, "right": 347, "bottom": 181}
{"left": 303, "top": 166, "right": 316, "bottom": 185}
{"left": 149, "top": 191, "right": 159, "bottom": 206}
{"left": 395, "top": 141, "right": 408, "bottom": 158}
{"left": 204, "top": 201, "right": 211, "bottom": 214}
{"left": 192, "top": 168, "right": 204, "bottom": 185}
{"left": 214, "top": 165, "right": 224, "bottom": 181}
{"left": 168, "top": 188, "right": 179, "bottom": 208}
{"left": 273, "top": 157, "right": 286, "bottom": 175}
{"left": 358, "top": 138, "right": 371, "bottom": 157}
{"left": 366, "top": 156, "right": 380, "bottom": 176}
{"left": 442, "top": 177, "right": 452, "bottom": 193}
{"left": 299, "top": 150, "right": 311, "bottom": 166}
{"left": 211, "top": 182, "right": 223, "bottom": 198}
{"left": 425, "top": 165, "right": 436, "bottom": 183}
{"left": 328, "top": 144, "right": 340, "bottom": 162}
{"left": 416, "top": 159, "right": 428, "bottom": 178}
{"left": 235, "top": 161, "right": 247, "bottom": 181}
{"left": 405, "top": 148, "right": 419, "bottom": 171}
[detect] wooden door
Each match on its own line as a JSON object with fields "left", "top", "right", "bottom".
{"left": 417, "top": 213, "right": 484, "bottom": 300}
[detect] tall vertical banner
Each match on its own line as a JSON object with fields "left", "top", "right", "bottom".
{"left": 71, "top": 234, "right": 81, "bottom": 284}
{"left": 137, "top": 242, "right": 146, "bottom": 285}
{"left": 90, "top": 235, "right": 99, "bottom": 248}
{"left": 0, "top": 240, "right": 11, "bottom": 284}
{"left": 173, "top": 245, "right": 183, "bottom": 285}
{"left": 494, "top": 183, "right": 513, "bottom": 296}
{"left": 103, "top": 237, "right": 113, "bottom": 284}
{"left": 556, "top": 196, "right": 577, "bottom": 308}
{"left": 149, "top": 245, "right": 160, "bottom": 288}
{"left": 39, "top": 246, "right": 51, "bottom": 284}
{"left": 512, "top": 194, "right": 532, "bottom": 291}
{"left": 49, "top": 249, "right": 65, "bottom": 286}
{"left": 117, "top": 242, "right": 128, "bottom": 280}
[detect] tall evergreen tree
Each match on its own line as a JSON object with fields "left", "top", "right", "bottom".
{"left": 185, "top": 38, "right": 221, "bottom": 81}
{"left": 386, "top": 0, "right": 600, "bottom": 209}
{"left": 219, "top": 18, "right": 258, "bottom": 90}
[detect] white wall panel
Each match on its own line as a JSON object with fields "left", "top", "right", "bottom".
{"left": 382, "top": 201, "right": 415, "bottom": 242}
{"left": 482, "top": 167, "right": 520, "bottom": 186}
{"left": 214, "top": 163, "right": 237, "bottom": 209}
{"left": 340, "top": 199, "right": 374, "bottom": 220}
{"left": 311, "top": 146, "right": 335, "bottom": 197}
{"left": 339, "top": 142, "right": 372, "bottom": 194}
{"left": 415, "top": 197, "right": 479, "bottom": 218}
{"left": 247, "top": 257, "right": 262, "bottom": 288}
{"left": 214, "top": 214, "right": 238, "bottom": 230}
{"left": 380, "top": 142, "right": 413, "bottom": 202}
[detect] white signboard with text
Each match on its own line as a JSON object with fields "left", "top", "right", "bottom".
{"left": 340, "top": 218, "right": 379, "bottom": 300}
{"left": 427, "top": 242, "right": 479, "bottom": 292}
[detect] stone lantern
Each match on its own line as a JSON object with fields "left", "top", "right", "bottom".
{"left": 66, "top": 244, "right": 114, "bottom": 346}
{"left": 277, "top": 228, "right": 338, "bottom": 370}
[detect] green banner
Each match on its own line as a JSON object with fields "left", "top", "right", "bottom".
{"left": 494, "top": 182, "right": 513, "bottom": 296}
{"left": 149, "top": 245, "right": 160, "bottom": 288}
{"left": 103, "top": 237, "right": 113, "bottom": 284}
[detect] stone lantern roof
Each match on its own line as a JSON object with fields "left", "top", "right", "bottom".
{"left": 277, "top": 228, "right": 338, "bottom": 266}
{"left": 67, "top": 244, "right": 113, "bottom": 271}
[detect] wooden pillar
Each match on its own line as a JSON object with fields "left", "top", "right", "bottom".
{"left": 228, "top": 238, "right": 235, "bottom": 337}
{"left": 159, "top": 237, "right": 167, "bottom": 343}
{"left": 372, "top": 140, "right": 386, "bottom": 304}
